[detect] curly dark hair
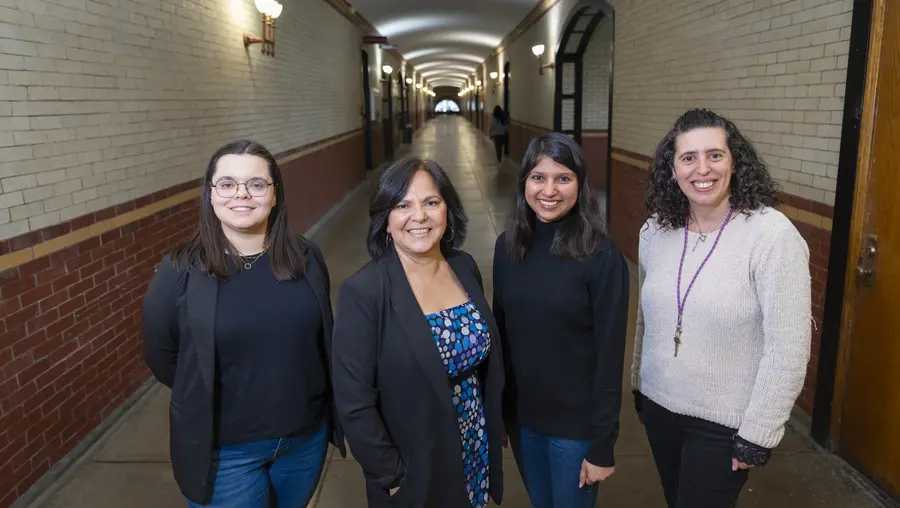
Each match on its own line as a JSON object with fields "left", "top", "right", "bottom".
{"left": 643, "top": 108, "right": 779, "bottom": 230}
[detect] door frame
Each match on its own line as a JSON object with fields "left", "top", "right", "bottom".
{"left": 825, "top": 0, "right": 886, "bottom": 444}
{"left": 361, "top": 50, "right": 373, "bottom": 170}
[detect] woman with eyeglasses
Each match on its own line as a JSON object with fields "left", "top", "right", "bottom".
{"left": 142, "top": 140, "right": 345, "bottom": 507}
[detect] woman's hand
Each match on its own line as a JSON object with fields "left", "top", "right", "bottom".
{"left": 579, "top": 460, "right": 614, "bottom": 487}
{"left": 389, "top": 487, "right": 400, "bottom": 496}
{"left": 732, "top": 459, "right": 754, "bottom": 471}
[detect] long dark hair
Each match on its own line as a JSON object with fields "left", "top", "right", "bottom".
{"left": 643, "top": 108, "right": 779, "bottom": 231}
{"left": 492, "top": 105, "right": 506, "bottom": 124}
{"left": 171, "top": 140, "right": 306, "bottom": 280}
{"left": 506, "top": 132, "right": 606, "bottom": 262}
{"left": 367, "top": 156, "right": 468, "bottom": 259}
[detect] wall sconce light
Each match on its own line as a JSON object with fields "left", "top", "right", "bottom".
{"left": 244, "top": 0, "right": 283, "bottom": 56}
{"left": 475, "top": 80, "right": 482, "bottom": 87}
{"left": 415, "top": 83, "right": 422, "bottom": 89}
{"left": 406, "top": 77, "right": 413, "bottom": 84}
{"left": 489, "top": 71, "right": 499, "bottom": 94}
{"left": 532, "top": 44, "right": 555, "bottom": 75}
{"left": 382, "top": 64, "right": 393, "bottom": 75}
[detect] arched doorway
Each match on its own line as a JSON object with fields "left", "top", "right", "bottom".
{"left": 434, "top": 98, "right": 461, "bottom": 115}
{"left": 553, "top": 0, "right": 614, "bottom": 216}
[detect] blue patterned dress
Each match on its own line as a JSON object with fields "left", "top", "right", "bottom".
{"left": 426, "top": 301, "right": 491, "bottom": 508}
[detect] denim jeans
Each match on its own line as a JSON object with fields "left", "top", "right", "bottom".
{"left": 187, "top": 424, "right": 328, "bottom": 508}
{"left": 509, "top": 426, "right": 599, "bottom": 508}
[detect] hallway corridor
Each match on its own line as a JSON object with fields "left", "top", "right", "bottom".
{"left": 27, "top": 118, "right": 883, "bottom": 508}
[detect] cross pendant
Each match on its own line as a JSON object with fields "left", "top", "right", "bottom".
{"left": 673, "top": 325, "right": 682, "bottom": 357}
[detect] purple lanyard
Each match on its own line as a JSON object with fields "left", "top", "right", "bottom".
{"left": 673, "top": 206, "right": 734, "bottom": 357}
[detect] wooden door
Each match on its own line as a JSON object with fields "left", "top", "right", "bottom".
{"left": 836, "top": 0, "right": 900, "bottom": 498}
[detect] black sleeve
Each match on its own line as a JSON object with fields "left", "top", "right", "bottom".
{"left": 308, "top": 241, "right": 346, "bottom": 455}
{"left": 332, "top": 279, "right": 405, "bottom": 490}
{"left": 584, "top": 246, "right": 630, "bottom": 467}
{"left": 491, "top": 235, "right": 507, "bottom": 338}
{"left": 142, "top": 257, "right": 183, "bottom": 388}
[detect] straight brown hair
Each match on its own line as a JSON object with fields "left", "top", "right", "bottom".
{"left": 171, "top": 140, "right": 306, "bottom": 280}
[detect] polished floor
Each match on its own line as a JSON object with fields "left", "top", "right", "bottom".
{"left": 28, "top": 117, "right": 884, "bottom": 508}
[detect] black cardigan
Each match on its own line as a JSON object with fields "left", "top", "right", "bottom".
{"left": 332, "top": 248, "right": 505, "bottom": 508}
{"left": 141, "top": 238, "right": 345, "bottom": 504}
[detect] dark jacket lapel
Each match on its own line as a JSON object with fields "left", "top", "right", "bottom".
{"left": 381, "top": 251, "right": 456, "bottom": 416}
{"left": 186, "top": 264, "right": 217, "bottom": 395}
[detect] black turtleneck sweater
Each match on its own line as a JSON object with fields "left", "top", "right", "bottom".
{"left": 492, "top": 217, "right": 629, "bottom": 467}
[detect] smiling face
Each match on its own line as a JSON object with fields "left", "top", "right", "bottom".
{"left": 524, "top": 155, "right": 579, "bottom": 223}
{"left": 387, "top": 170, "right": 448, "bottom": 257}
{"left": 673, "top": 127, "right": 733, "bottom": 213}
{"left": 210, "top": 153, "right": 275, "bottom": 238}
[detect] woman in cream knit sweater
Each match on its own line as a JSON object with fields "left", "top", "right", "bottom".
{"left": 632, "top": 109, "right": 811, "bottom": 508}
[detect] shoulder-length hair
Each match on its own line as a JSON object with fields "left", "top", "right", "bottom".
{"left": 506, "top": 132, "right": 606, "bottom": 262}
{"left": 643, "top": 108, "right": 779, "bottom": 230}
{"left": 171, "top": 139, "right": 306, "bottom": 280}
{"left": 367, "top": 157, "right": 467, "bottom": 259}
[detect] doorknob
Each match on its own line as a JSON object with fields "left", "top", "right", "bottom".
{"left": 855, "top": 234, "right": 878, "bottom": 287}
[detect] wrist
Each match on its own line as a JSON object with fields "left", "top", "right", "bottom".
{"left": 732, "top": 435, "right": 772, "bottom": 467}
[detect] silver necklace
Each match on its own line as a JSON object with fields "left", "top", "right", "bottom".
{"left": 240, "top": 248, "right": 267, "bottom": 270}
{"left": 691, "top": 211, "right": 731, "bottom": 252}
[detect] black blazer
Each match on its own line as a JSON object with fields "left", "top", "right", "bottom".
{"left": 332, "top": 248, "right": 505, "bottom": 508}
{"left": 141, "top": 239, "right": 346, "bottom": 504}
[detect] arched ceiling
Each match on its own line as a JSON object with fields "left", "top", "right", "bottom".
{"left": 347, "top": 0, "right": 542, "bottom": 88}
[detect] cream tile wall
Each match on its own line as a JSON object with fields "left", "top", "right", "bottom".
{"left": 0, "top": 0, "right": 364, "bottom": 240}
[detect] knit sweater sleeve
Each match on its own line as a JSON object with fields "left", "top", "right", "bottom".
{"left": 738, "top": 221, "right": 812, "bottom": 449}
{"left": 584, "top": 245, "right": 630, "bottom": 467}
{"left": 630, "top": 223, "right": 651, "bottom": 391}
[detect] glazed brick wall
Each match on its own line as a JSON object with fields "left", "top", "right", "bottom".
{"left": 0, "top": 196, "right": 198, "bottom": 508}
{"left": 483, "top": 0, "right": 852, "bottom": 207}
{"left": 0, "top": 0, "right": 363, "bottom": 241}
{"left": 583, "top": 18, "right": 612, "bottom": 131}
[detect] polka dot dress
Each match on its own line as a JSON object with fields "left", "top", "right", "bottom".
{"left": 426, "top": 301, "right": 491, "bottom": 508}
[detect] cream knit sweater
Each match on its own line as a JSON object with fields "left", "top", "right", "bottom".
{"left": 631, "top": 206, "right": 812, "bottom": 448}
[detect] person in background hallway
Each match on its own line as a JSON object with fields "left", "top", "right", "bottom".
{"left": 490, "top": 106, "right": 508, "bottom": 164}
{"left": 632, "top": 108, "right": 811, "bottom": 508}
{"left": 332, "top": 157, "right": 505, "bottom": 508}
{"left": 492, "top": 132, "right": 629, "bottom": 507}
{"left": 142, "top": 140, "right": 345, "bottom": 507}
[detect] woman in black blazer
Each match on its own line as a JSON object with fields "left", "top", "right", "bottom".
{"left": 142, "top": 140, "right": 344, "bottom": 507}
{"left": 332, "top": 157, "right": 505, "bottom": 508}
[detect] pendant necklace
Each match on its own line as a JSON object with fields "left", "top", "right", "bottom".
{"left": 692, "top": 210, "right": 731, "bottom": 252}
{"left": 674, "top": 206, "right": 734, "bottom": 357}
{"left": 240, "top": 247, "right": 267, "bottom": 270}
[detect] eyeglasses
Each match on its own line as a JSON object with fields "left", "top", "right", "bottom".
{"left": 212, "top": 178, "right": 274, "bottom": 198}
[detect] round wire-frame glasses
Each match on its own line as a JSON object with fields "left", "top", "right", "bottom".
{"left": 211, "top": 178, "right": 274, "bottom": 198}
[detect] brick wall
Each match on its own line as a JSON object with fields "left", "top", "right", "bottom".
{"left": 0, "top": 0, "right": 364, "bottom": 242}
{"left": 583, "top": 18, "right": 612, "bottom": 131}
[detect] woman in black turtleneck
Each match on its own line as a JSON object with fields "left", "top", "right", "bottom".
{"left": 492, "top": 132, "right": 629, "bottom": 507}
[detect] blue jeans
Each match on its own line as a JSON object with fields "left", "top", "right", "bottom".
{"left": 187, "top": 425, "right": 328, "bottom": 508}
{"left": 509, "top": 426, "right": 599, "bottom": 508}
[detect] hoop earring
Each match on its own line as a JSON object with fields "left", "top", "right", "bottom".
{"left": 443, "top": 228, "right": 454, "bottom": 243}
{"left": 387, "top": 233, "right": 393, "bottom": 244}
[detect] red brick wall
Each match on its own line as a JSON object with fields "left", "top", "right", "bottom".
{"left": 608, "top": 147, "right": 833, "bottom": 419}
{"left": 583, "top": 132, "right": 609, "bottom": 193}
{"left": 0, "top": 131, "right": 365, "bottom": 508}
{"left": 0, "top": 197, "right": 199, "bottom": 508}
{"left": 508, "top": 120, "right": 549, "bottom": 167}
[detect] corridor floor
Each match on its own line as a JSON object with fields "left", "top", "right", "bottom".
{"left": 29, "top": 117, "right": 884, "bottom": 508}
